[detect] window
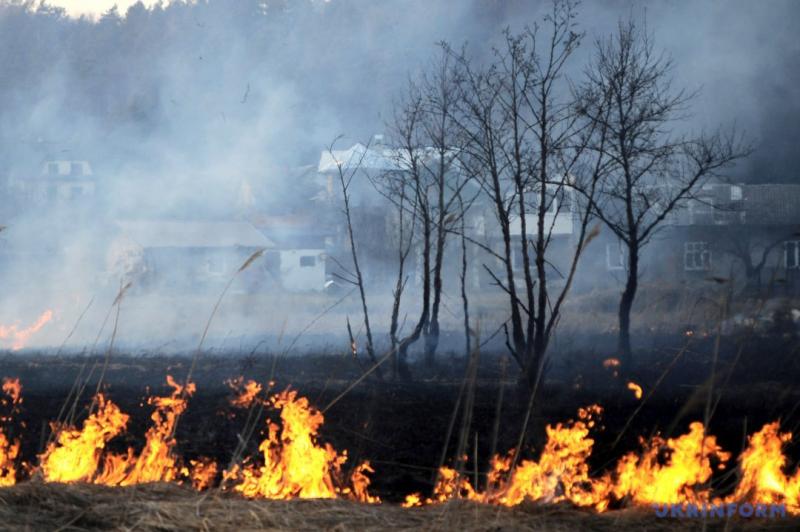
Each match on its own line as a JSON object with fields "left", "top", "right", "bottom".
{"left": 299, "top": 255, "right": 316, "bottom": 267}
{"left": 605, "top": 242, "right": 626, "bottom": 271}
{"left": 70, "top": 162, "right": 83, "bottom": 176}
{"left": 684, "top": 241, "right": 711, "bottom": 271}
{"left": 786, "top": 241, "right": 800, "bottom": 269}
{"left": 47, "top": 162, "right": 59, "bottom": 175}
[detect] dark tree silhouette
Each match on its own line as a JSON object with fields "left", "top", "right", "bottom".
{"left": 577, "top": 18, "right": 749, "bottom": 367}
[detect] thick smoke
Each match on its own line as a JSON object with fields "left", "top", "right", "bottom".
{"left": 0, "top": 0, "right": 796, "bottom": 351}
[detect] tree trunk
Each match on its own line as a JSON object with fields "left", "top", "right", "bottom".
{"left": 617, "top": 248, "right": 638, "bottom": 369}
{"left": 424, "top": 318, "right": 440, "bottom": 367}
{"left": 397, "top": 219, "right": 431, "bottom": 379}
{"left": 425, "top": 235, "right": 445, "bottom": 367}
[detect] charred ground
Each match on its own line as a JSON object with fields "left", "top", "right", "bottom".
{"left": 3, "top": 330, "right": 799, "bottom": 505}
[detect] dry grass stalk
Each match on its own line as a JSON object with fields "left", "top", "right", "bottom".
{"left": 0, "top": 482, "right": 791, "bottom": 531}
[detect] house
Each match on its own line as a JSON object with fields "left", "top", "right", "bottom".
{"left": 248, "top": 214, "right": 330, "bottom": 292}
{"left": 583, "top": 182, "right": 800, "bottom": 295}
{"left": 10, "top": 160, "right": 97, "bottom": 205}
{"left": 507, "top": 182, "right": 579, "bottom": 284}
{"left": 317, "top": 137, "right": 415, "bottom": 288}
{"left": 317, "top": 136, "right": 486, "bottom": 290}
{"left": 666, "top": 183, "right": 800, "bottom": 294}
{"left": 107, "top": 220, "right": 276, "bottom": 294}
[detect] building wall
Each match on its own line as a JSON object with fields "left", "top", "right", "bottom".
{"left": 134, "top": 246, "right": 265, "bottom": 293}
{"left": 279, "top": 249, "right": 325, "bottom": 292}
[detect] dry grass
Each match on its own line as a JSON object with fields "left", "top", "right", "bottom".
{"left": 0, "top": 483, "right": 795, "bottom": 531}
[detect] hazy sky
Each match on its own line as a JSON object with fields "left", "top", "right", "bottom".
{"left": 48, "top": 0, "right": 163, "bottom": 17}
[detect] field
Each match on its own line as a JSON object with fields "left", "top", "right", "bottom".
{"left": 2, "top": 483, "right": 796, "bottom": 531}
{"left": 0, "top": 328, "right": 798, "bottom": 530}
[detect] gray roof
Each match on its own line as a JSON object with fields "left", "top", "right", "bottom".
{"left": 117, "top": 220, "right": 275, "bottom": 249}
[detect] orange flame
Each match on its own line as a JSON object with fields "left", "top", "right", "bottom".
{"left": 626, "top": 381, "right": 643, "bottom": 400}
{"left": 39, "top": 394, "right": 130, "bottom": 483}
{"left": 0, "top": 310, "right": 54, "bottom": 351}
{"left": 227, "top": 377, "right": 263, "bottom": 408}
{"left": 186, "top": 457, "right": 218, "bottom": 490}
{"left": 610, "top": 421, "right": 730, "bottom": 505}
{"left": 406, "top": 405, "right": 610, "bottom": 509}
{"left": 229, "top": 388, "right": 377, "bottom": 502}
{"left": 1, "top": 378, "right": 21, "bottom": 406}
{"left": 726, "top": 422, "right": 800, "bottom": 513}
{"left": 95, "top": 375, "right": 195, "bottom": 486}
{"left": 0, "top": 380, "right": 21, "bottom": 486}
{"left": 406, "top": 408, "right": 739, "bottom": 511}
{"left": 6, "top": 374, "right": 800, "bottom": 515}
{"left": 0, "top": 431, "right": 19, "bottom": 487}
{"left": 602, "top": 358, "right": 620, "bottom": 369}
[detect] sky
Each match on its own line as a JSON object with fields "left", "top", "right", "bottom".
{"left": 46, "top": 0, "right": 163, "bottom": 17}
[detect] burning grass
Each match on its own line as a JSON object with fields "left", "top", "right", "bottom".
{"left": 3, "top": 376, "right": 800, "bottom": 512}
{"left": 2, "top": 366, "right": 800, "bottom": 530}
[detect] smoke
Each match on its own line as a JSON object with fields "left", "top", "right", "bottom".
{"left": 0, "top": 0, "right": 796, "bottom": 351}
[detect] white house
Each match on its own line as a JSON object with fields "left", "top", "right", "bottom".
{"left": 108, "top": 220, "right": 276, "bottom": 292}
{"left": 276, "top": 249, "right": 326, "bottom": 292}
{"left": 12, "top": 160, "right": 97, "bottom": 205}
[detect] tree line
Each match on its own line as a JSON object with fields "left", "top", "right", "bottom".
{"left": 335, "top": 0, "right": 748, "bottom": 390}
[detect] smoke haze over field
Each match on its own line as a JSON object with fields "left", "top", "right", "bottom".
{"left": 0, "top": 0, "right": 798, "bottom": 351}
{"left": 1, "top": 0, "right": 798, "bottom": 184}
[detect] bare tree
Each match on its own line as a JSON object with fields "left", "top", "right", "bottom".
{"left": 577, "top": 18, "right": 750, "bottom": 367}
{"left": 446, "top": 0, "right": 605, "bottom": 389}
{"left": 379, "top": 51, "right": 474, "bottom": 373}
{"left": 381, "top": 89, "right": 431, "bottom": 377}
{"left": 420, "top": 51, "right": 470, "bottom": 366}
{"left": 328, "top": 137, "right": 382, "bottom": 379}
{"left": 385, "top": 166, "right": 418, "bottom": 379}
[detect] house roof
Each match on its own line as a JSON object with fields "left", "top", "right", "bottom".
{"left": 744, "top": 185, "right": 800, "bottom": 225}
{"left": 317, "top": 142, "right": 463, "bottom": 174}
{"left": 318, "top": 143, "right": 400, "bottom": 173}
{"left": 117, "top": 220, "right": 275, "bottom": 249}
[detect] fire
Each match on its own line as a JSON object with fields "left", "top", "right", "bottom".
{"left": 186, "top": 457, "right": 218, "bottom": 490}
{"left": 39, "top": 394, "right": 130, "bottom": 483}
{"left": 227, "top": 377, "right": 264, "bottom": 408}
{"left": 95, "top": 375, "right": 194, "bottom": 486}
{"left": 347, "top": 461, "right": 380, "bottom": 504}
{"left": 610, "top": 422, "right": 730, "bottom": 505}
{"left": 727, "top": 422, "right": 800, "bottom": 513}
{"left": 0, "top": 309, "right": 54, "bottom": 351}
{"left": 39, "top": 376, "right": 205, "bottom": 488}
{"left": 405, "top": 405, "right": 610, "bottom": 509}
{"left": 491, "top": 405, "right": 610, "bottom": 509}
{"left": 627, "top": 381, "right": 643, "bottom": 399}
{"left": 0, "top": 432, "right": 19, "bottom": 487}
{"left": 602, "top": 357, "right": 620, "bottom": 377}
{"left": 1, "top": 378, "right": 22, "bottom": 406}
{"left": 407, "top": 409, "right": 737, "bottom": 511}
{"left": 602, "top": 357, "right": 620, "bottom": 369}
{"left": 0, "top": 379, "right": 21, "bottom": 486}
{"left": 228, "top": 388, "right": 377, "bottom": 502}
{"left": 5, "top": 374, "right": 800, "bottom": 515}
